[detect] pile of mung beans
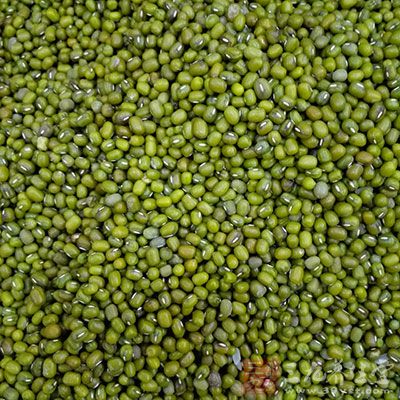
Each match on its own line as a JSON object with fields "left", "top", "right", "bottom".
{"left": 0, "top": 0, "right": 400, "bottom": 399}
